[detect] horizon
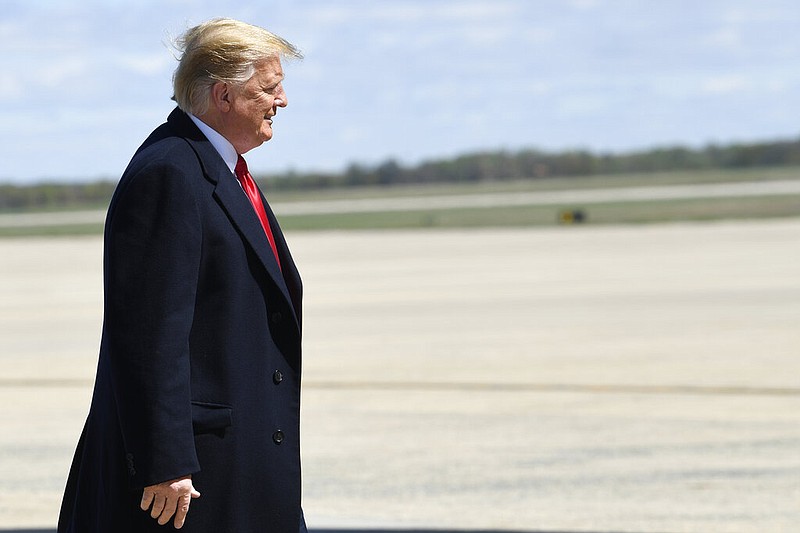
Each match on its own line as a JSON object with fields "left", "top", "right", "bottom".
{"left": 4, "top": 133, "right": 800, "bottom": 187}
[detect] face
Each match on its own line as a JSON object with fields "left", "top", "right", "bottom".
{"left": 219, "top": 56, "right": 288, "bottom": 154}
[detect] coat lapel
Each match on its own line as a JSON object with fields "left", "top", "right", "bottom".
{"left": 262, "top": 199, "right": 303, "bottom": 327}
{"left": 168, "top": 108, "right": 301, "bottom": 333}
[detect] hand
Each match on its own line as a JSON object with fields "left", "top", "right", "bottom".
{"left": 140, "top": 475, "right": 201, "bottom": 529}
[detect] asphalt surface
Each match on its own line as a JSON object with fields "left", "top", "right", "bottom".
{"left": 1, "top": 220, "right": 799, "bottom": 532}
{"left": 1, "top": 530, "right": 572, "bottom": 533}
{"left": 0, "top": 530, "right": 621, "bottom": 533}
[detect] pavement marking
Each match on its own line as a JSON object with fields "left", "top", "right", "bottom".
{"left": 2, "top": 378, "right": 798, "bottom": 397}
{"left": 0, "top": 378, "right": 93, "bottom": 388}
{"left": 304, "top": 381, "right": 800, "bottom": 397}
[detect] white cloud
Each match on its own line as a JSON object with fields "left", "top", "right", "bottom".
{"left": 764, "top": 79, "right": 790, "bottom": 94}
{"left": 723, "top": 4, "right": 797, "bottom": 25}
{"left": 521, "top": 27, "right": 557, "bottom": 46}
{"left": 703, "top": 27, "right": 742, "bottom": 49}
{"left": 700, "top": 75, "right": 751, "bottom": 95}
{"left": 568, "top": 0, "right": 602, "bottom": 9}
{"left": 339, "top": 125, "right": 370, "bottom": 145}
{"left": 38, "top": 56, "right": 92, "bottom": 88}
{"left": 556, "top": 94, "right": 610, "bottom": 117}
{"left": 119, "top": 53, "right": 173, "bottom": 76}
{"left": 362, "top": 1, "right": 520, "bottom": 23}
{"left": 0, "top": 77, "right": 23, "bottom": 99}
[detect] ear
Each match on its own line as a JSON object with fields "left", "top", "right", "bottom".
{"left": 210, "top": 81, "right": 232, "bottom": 112}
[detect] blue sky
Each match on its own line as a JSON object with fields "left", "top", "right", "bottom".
{"left": 2, "top": 0, "right": 799, "bottom": 183}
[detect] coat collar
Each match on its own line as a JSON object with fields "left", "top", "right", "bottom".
{"left": 167, "top": 108, "right": 301, "bottom": 331}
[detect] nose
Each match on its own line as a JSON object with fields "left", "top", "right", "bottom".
{"left": 275, "top": 84, "right": 288, "bottom": 108}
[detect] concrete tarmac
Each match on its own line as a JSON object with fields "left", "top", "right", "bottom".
{"left": 0, "top": 220, "right": 799, "bottom": 532}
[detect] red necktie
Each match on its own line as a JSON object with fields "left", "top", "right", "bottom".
{"left": 235, "top": 155, "right": 281, "bottom": 270}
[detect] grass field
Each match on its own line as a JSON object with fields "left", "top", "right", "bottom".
{"left": 274, "top": 194, "right": 800, "bottom": 230}
{"left": 267, "top": 164, "right": 800, "bottom": 201}
{"left": 2, "top": 166, "right": 800, "bottom": 236}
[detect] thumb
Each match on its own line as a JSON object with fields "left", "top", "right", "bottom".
{"left": 191, "top": 488, "right": 201, "bottom": 498}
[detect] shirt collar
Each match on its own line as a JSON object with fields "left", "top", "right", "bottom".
{"left": 188, "top": 113, "right": 238, "bottom": 175}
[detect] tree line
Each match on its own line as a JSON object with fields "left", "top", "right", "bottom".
{"left": 3, "top": 136, "right": 800, "bottom": 210}
{"left": 267, "top": 137, "right": 800, "bottom": 190}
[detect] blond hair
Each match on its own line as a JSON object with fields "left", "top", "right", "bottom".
{"left": 172, "top": 18, "right": 302, "bottom": 115}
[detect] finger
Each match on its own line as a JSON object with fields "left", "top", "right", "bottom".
{"left": 140, "top": 488, "right": 154, "bottom": 511}
{"left": 158, "top": 495, "right": 178, "bottom": 526}
{"left": 173, "top": 492, "right": 192, "bottom": 529}
{"left": 191, "top": 488, "right": 201, "bottom": 498}
{"left": 150, "top": 494, "right": 166, "bottom": 519}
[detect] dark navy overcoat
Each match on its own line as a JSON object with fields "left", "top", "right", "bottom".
{"left": 58, "top": 108, "right": 305, "bottom": 533}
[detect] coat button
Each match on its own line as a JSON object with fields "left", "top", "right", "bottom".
{"left": 273, "top": 370, "right": 283, "bottom": 384}
{"left": 271, "top": 312, "right": 283, "bottom": 324}
{"left": 272, "top": 430, "right": 284, "bottom": 444}
{"left": 126, "top": 453, "right": 136, "bottom": 476}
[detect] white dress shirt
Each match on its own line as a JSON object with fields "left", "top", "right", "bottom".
{"left": 188, "top": 113, "right": 238, "bottom": 176}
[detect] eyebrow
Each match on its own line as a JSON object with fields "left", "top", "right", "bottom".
{"left": 265, "top": 73, "right": 284, "bottom": 87}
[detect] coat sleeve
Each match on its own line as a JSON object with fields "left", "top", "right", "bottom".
{"left": 103, "top": 155, "right": 203, "bottom": 489}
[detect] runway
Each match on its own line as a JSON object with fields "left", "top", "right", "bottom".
{"left": 0, "top": 529, "right": 612, "bottom": 533}
{"left": 1, "top": 220, "right": 798, "bottom": 532}
{"left": 1, "top": 179, "right": 798, "bottom": 228}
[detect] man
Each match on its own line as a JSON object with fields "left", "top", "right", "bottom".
{"left": 58, "top": 18, "right": 306, "bottom": 532}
